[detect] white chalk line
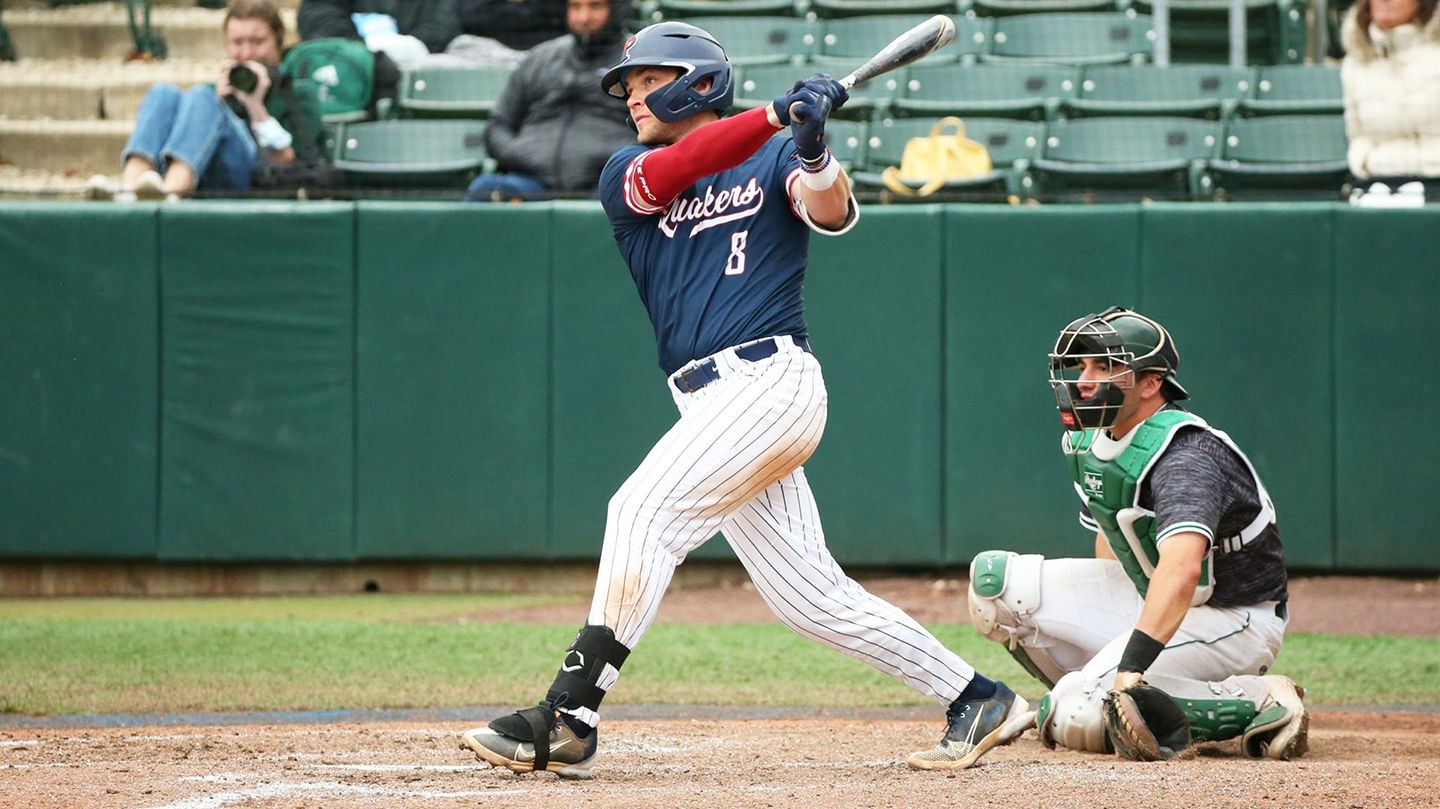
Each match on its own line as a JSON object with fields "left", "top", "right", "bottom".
{"left": 146, "top": 773, "right": 837, "bottom": 809}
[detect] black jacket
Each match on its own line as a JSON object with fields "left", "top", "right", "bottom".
{"left": 457, "top": 0, "right": 567, "bottom": 51}
{"left": 297, "top": 0, "right": 461, "bottom": 54}
{"left": 484, "top": 32, "right": 634, "bottom": 190}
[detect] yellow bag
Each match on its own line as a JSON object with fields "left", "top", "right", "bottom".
{"left": 881, "top": 117, "right": 994, "bottom": 197}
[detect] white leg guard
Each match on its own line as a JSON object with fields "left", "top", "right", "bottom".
{"left": 1036, "top": 671, "right": 1112, "bottom": 753}
{"left": 968, "top": 550, "right": 1069, "bottom": 688}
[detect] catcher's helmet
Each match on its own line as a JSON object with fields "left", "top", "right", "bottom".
{"left": 1049, "top": 306, "right": 1189, "bottom": 430}
{"left": 600, "top": 21, "right": 734, "bottom": 123}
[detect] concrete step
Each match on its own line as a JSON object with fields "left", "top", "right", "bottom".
{"left": 3, "top": 3, "right": 298, "bottom": 61}
{"left": 0, "top": 164, "right": 89, "bottom": 198}
{"left": 0, "top": 118, "right": 131, "bottom": 174}
{"left": 5, "top": 0, "right": 299, "bottom": 9}
{"left": 0, "top": 58, "right": 221, "bottom": 119}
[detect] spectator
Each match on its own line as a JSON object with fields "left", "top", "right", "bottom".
{"left": 464, "top": 0, "right": 633, "bottom": 201}
{"left": 1341, "top": 0, "right": 1440, "bottom": 187}
{"left": 457, "top": 0, "right": 567, "bottom": 51}
{"left": 88, "top": 0, "right": 323, "bottom": 201}
{"left": 298, "top": 0, "right": 461, "bottom": 62}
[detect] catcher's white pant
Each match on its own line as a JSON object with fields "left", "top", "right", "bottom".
{"left": 582, "top": 336, "right": 976, "bottom": 725}
{"left": 1015, "top": 557, "right": 1286, "bottom": 682}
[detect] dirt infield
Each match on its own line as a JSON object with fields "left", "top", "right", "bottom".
{"left": 5, "top": 711, "right": 1440, "bottom": 809}
{"left": 4, "top": 575, "right": 1437, "bottom": 808}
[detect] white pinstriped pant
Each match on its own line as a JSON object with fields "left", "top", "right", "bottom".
{"left": 583, "top": 336, "right": 976, "bottom": 723}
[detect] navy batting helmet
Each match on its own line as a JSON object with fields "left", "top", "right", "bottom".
{"left": 600, "top": 21, "right": 734, "bottom": 123}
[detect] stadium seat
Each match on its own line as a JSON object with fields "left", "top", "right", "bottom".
{"left": 395, "top": 66, "right": 513, "bottom": 119}
{"left": 821, "top": 119, "right": 869, "bottom": 170}
{"left": 1031, "top": 115, "right": 1219, "bottom": 198}
{"left": 1129, "top": 0, "right": 1307, "bottom": 64}
{"left": 817, "top": 14, "right": 966, "bottom": 64}
{"left": 1202, "top": 114, "right": 1349, "bottom": 199}
{"left": 852, "top": 116, "right": 1045, "bottom": 198}
{"left": 809, "top": 0, "right": 958, "bottom": 18}
{"left": 656, "top": 0, "right": 799, "bottom": 17}
{"left": 971, "top": 0, "right": 1117, "bottom": 17}
{"left": 985, "top": 12, "right": 1155, "bottom": 65}
{"left": 332, "top": 120, "right": 489, "bottom": 187}
{"left": 1061, "top": 64, "right": 1254, "bottom": 119}
{"left": 1237, "top": 64, "right": 1342, "bottom": 116}
{"left": 733, "top": 62, "right": 887, "bottom": 121}
{"left": 673, "top": 16, "right": 815, "bottom": 64}
{"left": 895, "top": 63, "right": 1078, "bottom": 121}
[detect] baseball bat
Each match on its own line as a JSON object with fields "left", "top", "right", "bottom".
{"left": 790, "top": 14, "right": 957, "bottom": 120}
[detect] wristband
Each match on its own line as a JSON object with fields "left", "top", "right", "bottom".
{"left": 798, "top": 150, "right": 839, "bottom": 191}
{"left": 1117, "top": 628, "right": 1166, "bottom": 674}
{"left": 251, "top": 116, "right": 293, "bottom": 151}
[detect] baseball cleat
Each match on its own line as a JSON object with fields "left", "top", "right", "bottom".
{"left": 908, "top": 680, "right": 1036, "bottom": 770}
{"left": 1242, "top": 676, "right": 1308, "bottom": 761}
{"left": 461, "top": 704, "right": 598, "bottom": 779}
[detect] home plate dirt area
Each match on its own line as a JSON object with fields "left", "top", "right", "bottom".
{"left": 4, "top": 712, "right": 1440, "bottom": 809}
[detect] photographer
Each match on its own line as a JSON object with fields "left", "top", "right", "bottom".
{"left": 91, "top": 0, "right": 323, "bottom": 200}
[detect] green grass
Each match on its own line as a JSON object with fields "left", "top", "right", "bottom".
{"left": 0, "top": 596, "right": 1436, "bottom": 715}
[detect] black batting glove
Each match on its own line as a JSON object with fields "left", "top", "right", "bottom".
{"left": 801, "top": 72, "right": 849, "bottom": 111}
{"left": 790, "top": 92, "right": 833, "bottom": 162}
{"left": 771, "top": 82, "right": 820, "bottom": 127}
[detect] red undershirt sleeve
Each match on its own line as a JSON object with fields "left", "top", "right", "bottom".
{"left": 622, "top": 106, "right": 782, "bottom": 215}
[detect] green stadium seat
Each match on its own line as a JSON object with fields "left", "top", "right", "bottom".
{"left": 674, "top": 16, "right": 815, "bottom": 64}
{"left": 395, "top": 66, "right": 513, "bottom": 119}
{"left": 657, "top": 0, "right": 799, "bottom": 17}
{"left": 817, "top": 14, "right": 965, "bottom": 63}
{"left": 895, "top": 63, "right": 1078, "bottom": 121}
{"left": 1031, "top": 115, "right": 1219, "bottom": 198}
{"left": 333, "top": 120, "right": 489, "bottom": 187}
{"left": 1201, "top": 114, "right": 1349, "bottom": 199}
{"left": 732, "top": 63, "right": 887, "bottom": 121}
{"left": 1062, "top": 64, "right": 1254, "bottom": 119}
{"left": 809, "top": 56, "right": 911, "bottom": 119}
{"left": 1129, "top": 0, "right": 1307, "bottom": 64}
{"left": 809, "top": 0, "right": 959, "bottom": 18}
{"left": 853, "top": 116, "right": 1045, "bottom": 197}
{"left": 821, "top": 119, "right": 869, "bottom": 170}
{"left": 1237, "top": 64, "right": 1342, "bottom": 116}
{"left": 985, "top": 12, "right": 1154, "bottom": 65}
{"left": 972, "top": 0, "right": 1117, "bottom": 16}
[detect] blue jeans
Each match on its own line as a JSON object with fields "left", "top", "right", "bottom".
{"left": 463, "top": 173, "right": 550, "bottom": 202}
{"left": 123, "top": 84, "right": 258, "bottom": 190}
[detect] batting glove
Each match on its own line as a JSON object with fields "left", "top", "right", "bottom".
{"left": 801, "top": 72, "right": 849, "bottom": 111}
{"left": 790, "top": 92, "right": 833, "bottom": 162}
{"left": 771, "top": 74, "right": 850, "bottom": 127}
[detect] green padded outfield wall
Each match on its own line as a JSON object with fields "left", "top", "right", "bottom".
{"left": 944, "top": 206, "right": 1142, "bottom": 564}
{"left": 158, "top": 204, "right": 356, "bottom": 561}
{"left": 0, "top": 204, "right": 159, "bottom": 558}
{"left": 355, "top": 203, "right": 550, "bottom": 560}
{"left": 1139, "top": 205, "right": 1336, "bottom": 569}
{"left": 2, "top": 202, "right": 1439, "bottom": 570}
{"left": 548, "top": 203, "right": 678, "bottom": 560}
{"left": 804, "top": 206, "right": 945, "bottom": 565}
{"left": 1334, "top": 209, "right": 1439, "bottom": 570}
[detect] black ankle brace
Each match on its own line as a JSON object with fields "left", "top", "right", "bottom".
{"left": 546, "top": 625, "right": 631, "bottom": 715}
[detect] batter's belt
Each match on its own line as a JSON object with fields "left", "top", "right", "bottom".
{"left": 671, "top": 335, "right": 811, "bottom": 394}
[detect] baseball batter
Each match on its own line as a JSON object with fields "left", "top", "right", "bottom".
{"left": 963, "top": 307, "right": 1309, "bottom": 763}
{"left": 461, "top": 21, "right": 1031, "bottom": 778}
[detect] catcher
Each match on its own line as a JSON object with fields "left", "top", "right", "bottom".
{"left": 965, "top": 307, "right": 1309, "bottom": 763}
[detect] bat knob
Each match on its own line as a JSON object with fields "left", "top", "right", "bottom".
{"left": 788, "top": 100, "right": 805, "bottom": 123}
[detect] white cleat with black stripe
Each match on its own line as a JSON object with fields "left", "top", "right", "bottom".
{"left": 461, "top": 703, "right": 598, "bottom": 779}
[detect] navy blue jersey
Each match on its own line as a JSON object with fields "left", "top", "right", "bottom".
{"left": 599, "top": 136, "right": 846, "bottom": 376}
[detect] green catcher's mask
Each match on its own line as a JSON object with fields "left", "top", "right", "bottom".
{"left": 1049, "top": 306, "right": 1189, "bottom": 430}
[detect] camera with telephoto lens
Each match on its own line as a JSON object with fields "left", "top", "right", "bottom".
{"left": 228, "top": 63, "right": 281, "bottom": 95}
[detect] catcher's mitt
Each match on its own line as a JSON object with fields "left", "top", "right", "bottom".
{"left": 1102, "top": 682, "right": 1191, "bottom": 761}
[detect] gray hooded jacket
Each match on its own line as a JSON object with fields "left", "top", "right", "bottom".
{"left": 483, "top": 1, "right": 635, "bottom": 191}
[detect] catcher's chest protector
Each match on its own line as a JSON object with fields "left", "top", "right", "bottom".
{"left": 1064, "top": 410, "right": 1213, "bottom": 601}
